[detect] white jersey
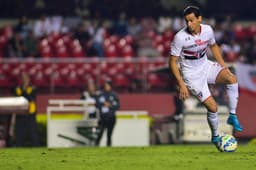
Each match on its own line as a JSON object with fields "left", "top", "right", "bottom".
{"left": 170, "top": 24, "right": 225, "bottom": 102}
{"left": 170, "top": 24, "right": 216, "bottom": 73}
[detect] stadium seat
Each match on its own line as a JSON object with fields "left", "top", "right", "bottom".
{"left": 70, "top": 44, "right": 85, "bottom": 58}
{"left": 147, "top": 73, "right": 168, "bottom": 90}
{"left": 0, "top": 35, "right": 8, "bottom": 48}
{"left": 225, "top": 51, "right": 239, "bottom": 62}
{"left": 163, "top": 30, "right": 174, "bottom": 42}
{"left": 51, "top": 70, "right": 65, "bottom": 88}
{"left": 246, "top": 25, "right": 256, "bottom": 37}
{"left": 31, "top": 71, "right": 49, "bottom": 88}
{"left": 109, "top": 35, "right": 120, "bottom": 45}
{"left": 112, "top": 73, "right": 131, "bottom": 89}
{"left": 124, "top": 35, "right": 134, "bottom": 45}
{"left": 54, "top": 45, "right": 70, "bottom": 58}
{"left": 233, "top": 24, "right": 247, "bottom": 40}
{"left": 120, "top": 45, "right": 134, "bottom": 58}
{"left": 66, "top": 70, "right": 81, "bottom": 88}
{"left": 39, "top": 45, "right": 53, "bottom": 58}
{"left": 0, "top": 25, "right": 13, "bottom": 39}
{"left": 104, "top": 44, "right": 119, "bottom": 58}
{"left": 38, "top": 38, "right": 50, "bottom": 49}
{"left": 155, "top": 44, "right": 165, "bottom": 57}
{"left": 0, "top": 72, "right": 10, "bottom": 88}
{"left": 154, "top": 34, "right": 164, "bottom": 45}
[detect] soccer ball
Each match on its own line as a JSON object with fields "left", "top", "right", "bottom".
{"left": 219, "top": 134, "right": 238, "bottom": 152}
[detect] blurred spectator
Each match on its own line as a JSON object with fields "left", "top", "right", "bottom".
{"left": 157, "top": 16, "right": 172, "bottom": 33}
{"left": 114, "top": 12, "right": 128, "bottom": 37}
{"left": 137, "top": 32, "right": 160, "bottom": 58}
{"left": 23, "top": 30, "right": 39, "bottom": 58}
{"left": 73, "top": 21, "right": 93, "bottom": 54}
{"left": 221, "top": 39, "right": 241, "bottom": 62}
{"left": 13, "top": 72, "right": 39, "bottom": 147}
{"left": 127, "top": 17, "right": 142, "bottom": 38}
{"left": 214, "top": 23, "right": 224, "bottom": 43}
{"left": 243, "top": 36, "right": 256, "bottom": 64}
{"left": 80, "top": 79, "right": 99, "bottom": 119}
{"left": 172, "top": 16, "right": 184, "bottom": 32}
{"left": 15, "top": 16, "right": 33, "bottom": 40}
{"left": 96, "top": 80, "right": 120, "bottom": 146}
{"left": 50, "top": 16, "right": 65, "bottom": 34}
{"left": 7, "top": 32, "right": 25, "bottom": 58}
{"left": 91, "top": 21, "right": 107, "bottom": 57}
{"left": 33, "top": 14, "right": 51, "bottom": 38}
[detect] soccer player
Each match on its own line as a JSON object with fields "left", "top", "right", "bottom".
{"left": 169, "top": 6, "right": 243, "bottom": 148}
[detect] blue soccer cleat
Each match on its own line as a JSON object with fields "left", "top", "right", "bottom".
{"left": 212, "top": 135, "right": 221, "bottom": 151}
{"left": 227, "top": 114, "right": 243, "bottom": 132}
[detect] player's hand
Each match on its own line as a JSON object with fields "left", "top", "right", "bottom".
{"left": 179, "top": 85, "right": 190, "bottom": 101}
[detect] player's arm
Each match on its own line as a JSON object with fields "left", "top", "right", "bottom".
{"left": 209, "top": 43, "right": 228, "bottom": 68}
{"left": 169, "top": 56, "right": 190, "bottom": 100}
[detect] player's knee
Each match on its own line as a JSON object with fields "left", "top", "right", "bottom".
{"left": 203, "top": 98, "right": 218, "bottom": 113}
{"left": 228, "top": 75, "right": 237, "bottom": 84}
{"left": 208, "top": 106, "right": 217, "bottom": 113}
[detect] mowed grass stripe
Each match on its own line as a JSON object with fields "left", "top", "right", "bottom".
{"left": 0, "top": 144, "right": 256, "bottom": 170}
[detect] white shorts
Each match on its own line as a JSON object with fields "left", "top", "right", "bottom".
{"left": 182, "top": 60, "right": 224, "bottom": 102}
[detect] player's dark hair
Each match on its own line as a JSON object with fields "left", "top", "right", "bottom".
{"left": 183, "top": 6, "right": 201, "bottom": 18}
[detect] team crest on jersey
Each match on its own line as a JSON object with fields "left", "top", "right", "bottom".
{"left": 197, "top": 91, "right": 203, "bottom": 99}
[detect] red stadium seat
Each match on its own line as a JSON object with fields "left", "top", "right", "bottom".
{"left": 32, "top": 71, "right": 49, "bottom": 88}
{"left": 246, "top": 25, "right": 256, "bottom": 37}
{"left": 70, "top": 45, "right": 85, "bottom": 58}
{"left": 163, "top": 30, "right": 174, "bottom": 42}
{"left": 39, "top": 45, "right": 53, "bottom": 58}
{"left": 51, "top": 70, "right": 65, "bottom": 87}
{"left": 0, "top": 72, "right": 10, "bottom": 88}
{"left": 124, "top": 35, "right": 134, "bottom": 45}
{"left": 155, "top": 44, "right": 165, "bottom": 57}
{"left": 120, "top": 45, "right": 134, "bottom": 58}
{"left": 104, "top": 44, "right": 119, "bottom": 58}
{"left": 66, "top": 70, "right": 81, "bottom": 88}
{"left": 225, "top": 51, "right": 239, "bottom": 62}
{"left": 147, "top": 73, "right": 168, "bottom": 90}
{"left": 54, "top": 45, "right": 70, "bottom": 58}
{"left": 112, "top": 74, "right": 131, "bottom": 89}
{"left": 233, "top": 24, "right": 247, "bottom": 40}
{"left": 0, "top": 25, "right": 13, "bottom": 39}
{"left": 154, "top": 34, "right": 164, "bottom": 45}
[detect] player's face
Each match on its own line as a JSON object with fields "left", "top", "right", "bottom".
{"left": 184, "top": 13, "right": 202, "bottom": 34}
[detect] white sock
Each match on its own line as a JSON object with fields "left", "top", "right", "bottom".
{"left": 226, "top": 83, "right": 239, "bottom": 114}
{"left": 207, "top": 111, "right": 218, "bottom": 137}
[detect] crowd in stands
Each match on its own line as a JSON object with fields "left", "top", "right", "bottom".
{"left": 0, "top": 13, "right": 255, "bottom": 63}
{"left": 0, "top": 13, "right": 255, "bottom": 98}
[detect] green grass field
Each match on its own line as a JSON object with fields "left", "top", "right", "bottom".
{"left": 1, "top": 144, "right": 256, "bottom": 170}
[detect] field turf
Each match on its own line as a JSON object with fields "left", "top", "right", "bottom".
{"left": 1, "top": 144, "right": 256, "bottom": 170}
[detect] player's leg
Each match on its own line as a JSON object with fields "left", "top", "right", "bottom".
{"left": 202, "top": 96, "right": 221, "bottom": 145}
{"left": 215, "top": 68, "right": 243, "bottom": 131}
{"left": 185, "top": 74, "right": 221, "bottom": 146}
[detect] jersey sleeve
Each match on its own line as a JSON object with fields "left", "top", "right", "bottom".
{"left": 170, "top": 34, "right": 183, "bottom": 57}
{"left": 208, "top": 26, "right": 216, "bottom": 45}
